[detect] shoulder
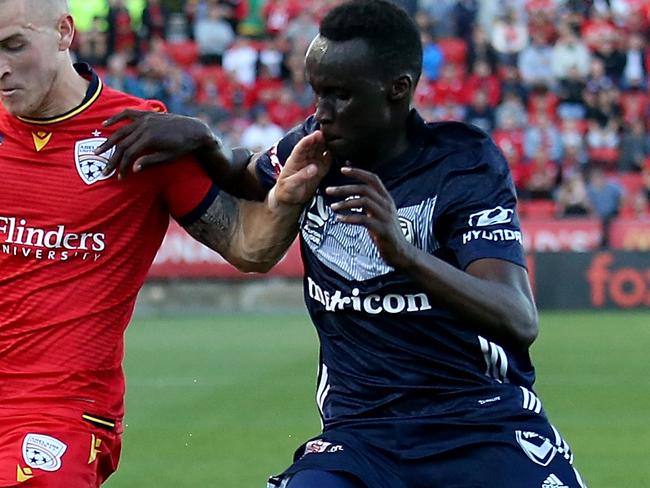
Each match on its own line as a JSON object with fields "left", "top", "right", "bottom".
{"left": 422, "top": 120, "right": 506, "bottom": 174}
{"left": 99, "top": 83, "right": 168, "bottom": 114}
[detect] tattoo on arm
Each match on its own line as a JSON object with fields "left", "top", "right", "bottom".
{"left": 183, "top": 192, "right": 240, "bottom": 255}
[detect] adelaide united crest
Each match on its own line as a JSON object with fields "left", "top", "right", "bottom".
{"left": 74, "top": 136, "right": 116, "bottom": 185}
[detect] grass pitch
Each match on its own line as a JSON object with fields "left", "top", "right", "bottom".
{"left": 105, "top": 311, "right": 649, "bottom": 488}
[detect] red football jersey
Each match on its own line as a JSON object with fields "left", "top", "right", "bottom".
{"left": 0, "top": 66, "right": 215, "bottom": 420}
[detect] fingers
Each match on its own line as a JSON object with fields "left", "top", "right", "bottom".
{"left": 284, "top": 131, "right": 328, "bottom": 172}
{"left": 101, "top": 109, "right": 148, "bottom": 128}
{"left": 133, "top": 152, "right": 176, "bottom": 172}
{"left": 98, "top": 124, "right": 140, "bottom": 173}
{"left": 105, "top": 127, "right": 147, "bottom": 179}
{"left": 340, "top": 166, "right": 388, "bottom": 194}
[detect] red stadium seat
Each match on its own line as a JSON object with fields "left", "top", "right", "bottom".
{"left": 437, "top": 37, "right": 467, "bottom": 66}
{"left": 164, "top": 40, "right": 199, "bottom": 67}
{"left": 616, "top": 172, "right": 644, "bottom": 195}
{"left": 520, "top": 199, "right": 557, "bottom": 219}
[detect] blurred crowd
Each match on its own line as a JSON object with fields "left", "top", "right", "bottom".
{"left": 70, "top": 0, "right": 650, "bottom": 223}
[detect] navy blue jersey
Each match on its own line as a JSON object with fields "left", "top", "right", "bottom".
{"left": 256, "top": 111, "right": 537, "bottom": 429}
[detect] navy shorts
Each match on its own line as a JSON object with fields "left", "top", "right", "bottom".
{"left": 268, "top": 418, "right": 588, "bottom": 488}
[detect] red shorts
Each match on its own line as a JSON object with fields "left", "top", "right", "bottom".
{"left": 0, "top": 409, "right": 122, "bottom": 487}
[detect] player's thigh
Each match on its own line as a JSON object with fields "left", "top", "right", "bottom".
{"left": 286, "top": 470, "right": 366, "bottom": 488}
{"left": 0, "top": 414, "right": 120, "bottom": 488}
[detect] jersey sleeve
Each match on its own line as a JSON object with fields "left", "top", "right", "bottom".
{"left": 154, "top": 157, "right": 219, "bottom": 226}
{"left": 255, "top": 116, "right": 317, "bottom": 192}
{"left": 436, "top": 140, "right": 526, "bottom": 270}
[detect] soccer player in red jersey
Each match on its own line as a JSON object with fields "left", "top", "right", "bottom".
{"left": 0, "top": 1, "right": 326, "bottom": 486}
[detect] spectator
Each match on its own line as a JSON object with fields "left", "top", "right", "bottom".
{"left": 418, "top": 0, "right": 456, "bottom": 37}
{"left": 464, "top": 90, "right": 495, "bottom": 133}
{"left": 258, "top": 37, "right": 287, "bottom": 79}
{"left": 621, "top": 32, "right": 647, "bottom": 90}
{"left": 586, "top": 166, "right": 623, "bottom": 245}
{"left": 107, "top": 0, "right": 137, "bottom": 61}
{"left": 519, "top": 31, "right": 555, "bottom": 88}
{"left": 466, "top": 24, "right": 498, "bottom": 73}
{"left": 490, "top": 10, "right": 529, "bottom": 66}
{"left": 283, "top": 8, "right": 319, "bottom": 53}
{"left": 499, "top": 63, "right": 528, "bottom": 104}
{"left": 453, "top": 0, "right": 479, "bottom": 42}
{"left": 246, "top": 65, "right": 283, "bottom": 111}
{"left": 163, "top": 65, "right": 197, "bottom": 115}
{"left": 431, "top": 63, "right": 466, "bottom": 106}
{"left": 223, "top": 37, "right": 258, "bottom": 86}
{"left": 556, "top": 169, "right": 593, "bottom": 217}
{"left": 141, "top": 0, "right": 168, "bottom": 43}
{"left": 194, "top": 3, "right": 235, "bottom": 65}
{"left": 464, "top": 59, "right": 501, "bottom": 107}
{"left": 522, "top": 149, "right": 560, "bottom": 200}
{"left": 240, "top": 110, "right": 284, "bottom": 152}
{"left": 267, "top": 86, "right": 305, "bottom": 129}
{"left": 556, "top": 65, "right": 587, "bottom": 120}
{"left": 421, "top": 31, "right": 444, "bottom": 82}
{"left": 76, "top": 15, "right": 108, "bottom": 67}
{"left": 618, "top": 119, "right": 650, "bottom": 172}
{"left": 263, "top": 0, "right": 301, "bottom": 37}
{"left": 104, "top": 52, "right": 144, "bottom": 97}
{"left": 524, "top": 112, "right": 563, "bottom": 162}
{"left": 594, "top": 37, "right": 626, "bottom": 85}
{"left": 495, "top": 90, "right": 528, "bottom": 129}
{"left": 551, "top": 23, "right": 591, "bottom": 80}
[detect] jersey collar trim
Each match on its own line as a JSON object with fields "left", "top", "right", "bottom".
{"left": 16, "top": 63, "right": 103, "bottom": 125}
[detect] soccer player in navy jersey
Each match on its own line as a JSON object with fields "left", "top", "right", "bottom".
{"left": 97, "top": 1, "right": 588, "bottom": 487}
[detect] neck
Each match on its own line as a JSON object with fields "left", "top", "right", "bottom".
{"left": 31, "top": 59, "right": 89, "bottom": 119}
{"left": 356, "top": 112, "right": 411, "bottom": 169}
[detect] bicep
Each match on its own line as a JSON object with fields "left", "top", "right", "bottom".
{"left": 465, "top": 258, "right": 534, "bottom": 303}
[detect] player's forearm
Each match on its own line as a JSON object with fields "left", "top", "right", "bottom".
{"left": 228, "top": 196, "right": 302, "bottom": 273}
{"left": 395, "top": 248, "right": 538, "bottom": 350}
{"left": 194, "top": 139, "right": 267, "bottom": 201}
{"left": 184, "top": 190, "right": 301, "bottom": 273}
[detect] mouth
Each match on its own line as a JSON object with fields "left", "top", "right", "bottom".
{"left": 323, "top": 135, "right": 342, "bottom": 144}
{"left": 0, "top": 88, "right": 18, "bottom": 97}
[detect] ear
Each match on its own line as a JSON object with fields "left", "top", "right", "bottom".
{"left": 57, "top": 14, "right": 76, "bottom": 51}
{"left": 389, "top": 75, "right": 413, "bottom": 102}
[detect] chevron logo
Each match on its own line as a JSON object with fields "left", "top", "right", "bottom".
{"left": 32, "top": 131, "right": 52, "bottom": 152}
{"left": 16, "top": 465, "right": 33, "bottom": 483}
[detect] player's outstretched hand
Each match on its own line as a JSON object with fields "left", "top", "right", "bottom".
{"left": 95, "top": 110, "right": 222, "bottom": 179}
{"left": 271, "top": 131, "right": 332, "bottom": 208}
{"left": 326, "top": 167, "right": 411, "bottom": 268}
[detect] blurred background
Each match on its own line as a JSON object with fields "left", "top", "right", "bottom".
{"left": 69, "top": 1, "right": 649, "bottom": 487}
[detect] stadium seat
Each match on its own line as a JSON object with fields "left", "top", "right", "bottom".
{"left": 520, "top": 199, "right": 557, "bottom": 219}
{"left": 437, "top": 37, "right": 467, "bottom": 66}
{"left": 616, "top": 172, "right": 644, "bottom": 195}
{"left": 164, "top": 40, "right": 199, "bottom": 67}
{"left": 588, "top": 147, "right": 619, "bottom": 167}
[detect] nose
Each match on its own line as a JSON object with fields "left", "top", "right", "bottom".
{"left": 314, "top": 96, "right": 334, "bottom": 125}
{"left": 0, "top": 57, "right": 11, "bottom": 80}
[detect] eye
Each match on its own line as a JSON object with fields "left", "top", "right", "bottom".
{"left": 334, "top": 90, "right": 351, "bottom": 101}
{"left": 2, "top": 40, "right": 25, "bottom": 52}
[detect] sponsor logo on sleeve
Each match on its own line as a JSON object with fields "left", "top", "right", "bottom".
{"left": 463, "top": 206, "right": 521, "bottom": 245}
{"left": 22, "top": 434, "right": 67, "bottom": 472}
{"left": 468, "top": 206, "right": 514, "bottom": 227}
{"left": 303, "top": 439, "right": 344, "bottom": 456}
